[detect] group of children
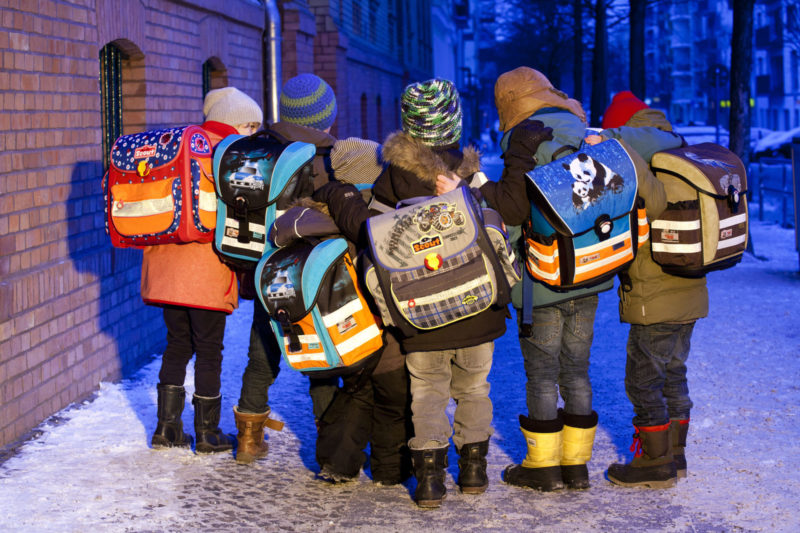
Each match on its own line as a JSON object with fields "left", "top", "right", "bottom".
{"left": 141, "top": 68, "right": 708, "bottom": 508}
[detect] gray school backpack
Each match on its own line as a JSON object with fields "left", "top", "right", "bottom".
{"left": 363, "top": 187, "right": 518, "bottom": 336}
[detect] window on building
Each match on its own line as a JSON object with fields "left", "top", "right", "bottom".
{"left": 353, "top": 0, "right": 363, "bottom": 36}
{"left": 376, "top": 95, "right": 383, "bottom": 140}
{"left": 795, "top": 109, "right": 799, "bottom": 128}
{"left": 361, "top": 93, "right": 368, "bottom": 139}
{"left": 100, "top": 43, "right": 123, "bottom": 172}
{"left": 99, "top": 40, "right": 145, "bottom": 171}
{"left": 202, "top": 58, "right": 228, "bottom": 98}
{"left": 792, "top": 51, "right": 798, "bottom": 93}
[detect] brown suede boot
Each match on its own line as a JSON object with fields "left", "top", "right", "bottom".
{"left": 234, "top": 406, "right": 284, "bottom": 465}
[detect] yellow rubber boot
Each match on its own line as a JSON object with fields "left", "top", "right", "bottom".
{"left": 503, "top": 415, "right": 564, "bottom": 491}
{"left": 561, "top": 410, "right": 598, "bottom": 489}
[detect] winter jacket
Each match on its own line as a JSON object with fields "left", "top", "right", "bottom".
{"left": 140, "top": 121, "right": 239, "bottom": 314}
{"left": 614, "top": 109, "right": 709, "bottom": 325}
{"left": 314, "top": 131, "right": 508, "bottom": 353}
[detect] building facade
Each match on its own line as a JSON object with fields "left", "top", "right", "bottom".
{"left": 0, "top": 0, "right": 443, "bottom": 450}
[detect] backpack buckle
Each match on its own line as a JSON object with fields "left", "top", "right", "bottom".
{"left": 593, "top": 214, "right": 613, "bottom": 241}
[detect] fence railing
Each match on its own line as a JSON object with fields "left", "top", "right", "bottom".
{"left": 748, "top": 156, "right": 795, "bottom": 228}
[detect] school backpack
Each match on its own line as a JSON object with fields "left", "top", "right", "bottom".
{"left": 523, "top": 139, "right": 648, "bottom": 290}
{"left": 255, "top": 236, "right": 383, "bottom": 376}
{"left": 212, "top": 130, "right": 316, "bottom": 266}
{"left": 103, "top": 125, "right": 216, "bottom": 247}
{"left": 364, "top": 187, "right": 515, "bottom": 336}
{"left": 649, "top": 143, "right": 748, "bottom": 276}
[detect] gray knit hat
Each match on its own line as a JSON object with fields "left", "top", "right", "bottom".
{"left": 331, "top": 137, "right": 384, "bottom": 185}
{"left": 203, "top": 87, "right": 263, "bottom": 127}
{"left": 401, "top": 78, "right": 462, "bottom": 147}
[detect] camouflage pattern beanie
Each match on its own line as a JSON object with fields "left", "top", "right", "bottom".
{"left": 400, "top": 78, "right": 462, "bottom": 147}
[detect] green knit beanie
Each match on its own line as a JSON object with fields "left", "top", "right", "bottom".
{"left": 401, "top": 78, "right": 462, "bottom": 147}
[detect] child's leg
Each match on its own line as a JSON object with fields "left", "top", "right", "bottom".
{"left": 238, "top": 302, "right": 282, "bottom": 414}
{"left": 519, "top": 305, "right": 565, "bottom": 421}
{"left": 188, "top": 308, "right": 226, "bottom": 397}
{"left": 158, "top": 306, "right": 194, "bottom": 387}
{"left": 558, "top": 295, "right": 597, "bottom": 417}
{"left": 316, "top": 377, "right": 373, "bottom": 481}
{"left": 405, "top": 350, "right": 453, "bottom": 449}
{"left": 450, "top": 342, "right": 493, "bottom": 450}
{"left": 663, "top": 322, "right": 695, "bottom": 421}
{"left": 625, "top": 323, "right": 683, "bottom": 427}
{"left": 370, "top": 366, "right": 412, "bottom": 485}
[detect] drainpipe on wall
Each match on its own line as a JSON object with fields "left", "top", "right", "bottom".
{"left": 263, "top": 0, "right": 281, "bottom": 125}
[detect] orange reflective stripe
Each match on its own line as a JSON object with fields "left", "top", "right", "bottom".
{"left": 572, "top": 235, "right": 634, "bottom": 284}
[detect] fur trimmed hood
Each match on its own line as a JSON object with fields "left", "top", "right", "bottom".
{"left": 381, "top": 131, "right": 481, "bottom": 187}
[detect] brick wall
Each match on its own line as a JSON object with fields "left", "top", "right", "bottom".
{"left": 0, "top": 0, "right": 265, "bottom": 449}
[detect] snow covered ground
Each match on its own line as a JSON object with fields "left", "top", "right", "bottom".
{"left": 1, "top": 219, "right": 799, "bottom": 532}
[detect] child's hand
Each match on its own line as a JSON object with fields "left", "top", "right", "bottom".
{"left": 436, "top": 173, "right": 461, "bottom": 195}
{"left": 584, "top": 134, "right": 603, "bottom": 146}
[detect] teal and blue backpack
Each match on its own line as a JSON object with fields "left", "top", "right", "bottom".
{"left": 212, "top": 130, "right": 316, "bottom": 267}
{"left": 255, "top": 236, "right": 383, "bottom": 376}
{"left": 523, "top": 138, "right": 648, "bottom": 290}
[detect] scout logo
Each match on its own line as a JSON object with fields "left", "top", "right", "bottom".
{"left": 134, "top": 145, "right": 157, "bottom": 159}
{"left": 424, "top": 253, "right": 443, "bottom": 271}
{"left": 579, "top": 252, "right": 601, "bottom": 265}
{"left": 412, "top": 235, "right": 442, "bottom": 254}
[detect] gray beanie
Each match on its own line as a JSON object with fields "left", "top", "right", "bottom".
{"left": 203, "top": 87, "right": 263, "bottom": 127}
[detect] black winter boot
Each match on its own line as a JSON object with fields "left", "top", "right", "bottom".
{"left": 411, "top": 446, "right": 449, "bottom": 508}
{"left": 670, "top": 419, "right": 689, "bottom": 479}
{"left": 607, "top": 423, "right": 677, "bottom": 488}
{"left": 151, "top": 383, "right": 192, "bottom": 449}
{"left": 457, "top": 440, "right": 489, "bottom": 494}
{"left": 193, "top": 394, "right": 234, "bottom": 454}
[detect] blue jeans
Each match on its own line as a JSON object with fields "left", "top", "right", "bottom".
{"left": 519, "top": 296, "right": 597, "bottom": 421}
{"left": 405, "top": 342, "right": 493, "bottom": 450}
{"left": 625, "top": 322, "right": 695, "bottom": 427}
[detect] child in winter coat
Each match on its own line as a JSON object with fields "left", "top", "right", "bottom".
{"left": 234, "top": 74, "right": 412, "bottom": 484}
{"left": 144, "top": 86, "right": 262, "bottom": 453}
{"left": 233, "top": 73, "right": 341, "bottom": 465}
{"left": 600, "top": 92, "right": 708, "bottom": 488}
{"left": 438, "top": 67, "right": 681, "bottom": 491}
{"left": 316, "top": 78, "right": 507, "bottom": 508}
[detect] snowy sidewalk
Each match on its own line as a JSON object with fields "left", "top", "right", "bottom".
{"left": 1, "top": 220, "right": 799, "bottom": 532}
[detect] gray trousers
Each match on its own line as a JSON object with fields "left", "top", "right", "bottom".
{"left": 405, "top": 342, "right": 494, "bottom": 450}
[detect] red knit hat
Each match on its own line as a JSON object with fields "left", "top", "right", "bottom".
{"left": 601, "top": 91, "right": 649, "bottom": 129}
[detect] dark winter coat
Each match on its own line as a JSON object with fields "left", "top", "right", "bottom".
{"left": 614, "top": 109, "right": 709, "bottom": 325}
{"left": 314, "top": 131, "right": 508, "bottom": 353}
